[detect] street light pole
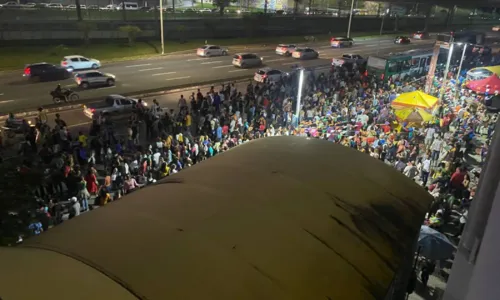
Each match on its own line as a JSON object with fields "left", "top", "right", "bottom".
{"left": 456, "top": 43, "right": 468, "bottom": 84}
{"left": 295, "top": 69, "right": 305, "bottom": 126}
{"left": 159, "top": 0, "right": 165, "bottom": 55}
{"left": 439, "top": 41, "right": 454, "bottom": 102}
{"left": 377, "top": 9, "right": 389, "bottom": 54}
{"left": 346, "top": 0, "right": 355, "bottom": 38}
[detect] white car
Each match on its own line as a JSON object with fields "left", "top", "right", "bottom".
{"left": 23, "top": 2, "right": 37, "bottom": 8}
{"left": 61, "top": 55, "right": 101, "bottom": 71}
{"left": 198, "top": 8, "right": 211, "bottom": 13}
{"left": 47, "top": 3, "right": 63, "bottom": 9}
{"left": 196, "top": 45, "right": 228, "bottom": 57}
{"left": 275, "top": 44, "right": 297, "bottom": 56}
{"left": 493, "top": 25, "right": 500, "bottom": 31}
{"left": 254, "top": 68, "right": 285, "bottom": 83}
{"left": 2, "top": 1, "right": 20, "bottom": 8}
{"left": 100, "top": 4, "right": 116, "bottom": 10}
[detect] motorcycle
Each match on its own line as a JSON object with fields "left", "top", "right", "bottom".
{"left": 50, "top": 89, "right": 79, "bottom": 104}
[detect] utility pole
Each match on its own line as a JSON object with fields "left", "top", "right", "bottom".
{"left": 160, "top": 0, "right": 164, "bottom": 55}
{"left": 346, "top": 0, "right": 355, "bottom": 38}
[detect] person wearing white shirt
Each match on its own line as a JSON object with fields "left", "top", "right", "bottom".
{"left": 153, "top": 151, "right": 161, "bottom": 167}
{"left": 431, "top": 138, "right": 443, "bottom": 161}
{"left": 425, "top": 127, "right": 436, "bottom": 147}
{"left": 421, "top": 158, "right": 431, "bottom": 186}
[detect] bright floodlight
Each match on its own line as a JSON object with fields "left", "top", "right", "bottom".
{"left": 295, "top": 69, "right": 305, "bottom": 124}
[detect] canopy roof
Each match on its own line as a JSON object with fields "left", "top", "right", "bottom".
{"left": 0, "top": 136, "right": 432, "bottom": 300}
{"left": 466, "top": 74, "right": 500, "bottom": 94}
{"left": 391, "top": 91, "right": 438, "bottom": 109}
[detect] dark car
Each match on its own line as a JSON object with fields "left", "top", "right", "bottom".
{"left": 394, "top": 36, "right": 411, "bottom": 44}
{"left": 23, "top": 63, "right": 71, "bottom": 82}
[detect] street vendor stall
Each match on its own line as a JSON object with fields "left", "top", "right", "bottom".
{"left": 394, "top": 107, "right": 434, "bottom": 124}
{"left": 391, "top": 91, "right": 438, "bottom": 110}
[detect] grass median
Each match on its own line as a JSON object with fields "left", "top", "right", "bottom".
{"left": 0, "top": 31, "right": 393, "bottom": 72}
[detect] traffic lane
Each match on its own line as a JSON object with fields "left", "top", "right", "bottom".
{"left": 0, "top": 41, "right": 433, "bottom": 112}
{"left": 99, "top": 38, "right": 403, "bottom": 74}
{"left": 0, "top": 37, "right": 399, "bottom": 87}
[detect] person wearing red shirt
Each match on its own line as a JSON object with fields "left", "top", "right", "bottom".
{"left": 450, "top": 167, "right": 466, "bottom": 190}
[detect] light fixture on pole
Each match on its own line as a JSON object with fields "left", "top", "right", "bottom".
{"left": 346, "top": 0, "right": 355, "bottom": 38}
{"left": 295, "top": 69, "right": 305, "bottom": 126}
{"left": 377, "top": 8, "right": 390, "bottom": 54}
{"left": 159, "top": 0, "right": 165, "bottom": 55}
{"left": 439, "top": 41, "right": 454, "bottom": 102}
{"left": 456, "top": 42, "right": 467, "bottom": 84}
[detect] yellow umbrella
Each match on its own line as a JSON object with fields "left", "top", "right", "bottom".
{"left": 391, "top": 91, "right": 438, "bottom": 109}
{"left": 394, "top": 108, "right": 434, "bottom": 123}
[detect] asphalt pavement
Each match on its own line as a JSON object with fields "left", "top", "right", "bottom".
{"left": 0, "top": 37, "right": 434, "bottom": 113}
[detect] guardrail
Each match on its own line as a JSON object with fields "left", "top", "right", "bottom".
{"left": 0, "top": 7, "right": 494, "bottom": 22}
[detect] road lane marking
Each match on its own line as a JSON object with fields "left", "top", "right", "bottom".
{"left": 282, "top": 62, "right": 299, "bottom": 65}
{"left": 126, "top": 63, "right": 152, "bottom": 68}
{"left": 212, "top": 65, "right": 233, "bottom": 69}
{"left": 261, "top": 56, "right": 270, "bottom": 58}
{"left": 0, "top": 100, "right": 14, "bottom": 104}
{"left": 228, "top": 69, "right": 247, "bottom": 73}
{"left": 201, "top": 60, "right": 223, "bottom": 65}
{"left": 139, "top": 67, "right": 163, "bottom": 72}
{"left": 187, "top": 58, "right": 205, "bottom": 61}
{"left": 263, "top": 58, "right": 286, "bottom": 63}
{"left": 166, "top": 76, "right": 191, "bottom": 81}
{"left": 152, "top": 72, "right": 177, "bottom": 76}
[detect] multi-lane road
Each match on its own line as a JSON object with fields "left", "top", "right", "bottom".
{"left": 0, "top": 37, "right": 434, "bottom": 113}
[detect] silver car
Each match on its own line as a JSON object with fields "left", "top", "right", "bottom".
{"left": 254, "top": 68, "right": 285, "bottom": 83}
{"left": 196, "top": 45, "right": 228, "bottom": 57}
{"left": 232, "top": 53, "right": 263, "bottom": 68}
{"left": 291, "top": 48, "right": 319, "bottom": 60}
{"left": 74, "top": 71, "right": 116, "bottom": 89}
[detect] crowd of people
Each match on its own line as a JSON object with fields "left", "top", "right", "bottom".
{"left": 0, "top": 49, "right": 495, "bottom": 261}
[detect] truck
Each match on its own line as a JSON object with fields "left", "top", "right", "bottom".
{"left": 83, "top": 94, "right": 144, "bottom": 119}
{"left": 331, "top": 54, "right": 366, "bottom": 67}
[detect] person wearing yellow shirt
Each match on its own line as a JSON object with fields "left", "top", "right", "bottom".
{"left": 185, "top": 112, "right": 192, "bottom": 132}
{"left": 78, "top": 132, "right": 88, "bottom": 147}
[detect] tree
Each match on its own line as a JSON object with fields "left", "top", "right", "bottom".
{"left": 0, "top": 159, "right": 45, "bottom": 246}
{"left": 75, "top": 0, "right": 83, "bottom": 21}
{"left": 77, "top": 21, "right": 97, "bottom": 46}
{"left": 293, "top": 0, "right": 302, "bottom": 15}
{"left": 213, "top": 0, "right": 236, "bottom": 16}
{"left": 119, "top": 25, "right": 142, "bottom": 46}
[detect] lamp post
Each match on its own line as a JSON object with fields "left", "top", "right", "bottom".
{"left": 439, "top": 41, "right": 454, "bottom": 102}
{"left": 377, "top": 8, "right": 390, "bottom": 54}
{"left": 456, "top": 42, "right": 468, "bottom": 84}
{"left": 159, "top": 0, "right": 165, "bottom": 55}
{"left": 295, "top": 69, "right": 305, "bottom": 125}
{"left": 346, "top": 0, "right": 355, "bottom": 38}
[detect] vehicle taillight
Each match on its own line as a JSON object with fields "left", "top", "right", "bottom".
{"left": 24, "top": 67, "right": 30, "bottom": 76}
{"left": 262, "top": 74, "right": 267, "bottom": 78}
{"left": 62, "top": 61, "right": 67, "bottom": 66}
{"left": 281, "top": 47, "right": 287, "bottom": 51}
{"left": 90, "top": 108, "right": 95, "bottom": 113}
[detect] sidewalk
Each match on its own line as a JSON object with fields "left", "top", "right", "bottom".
{"left": 409, "top": 135, "right": 484, "bottom": 300}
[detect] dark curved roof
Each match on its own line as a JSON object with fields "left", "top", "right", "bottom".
{"left": 3, "top": 136, "right": 432, "bottom": 300}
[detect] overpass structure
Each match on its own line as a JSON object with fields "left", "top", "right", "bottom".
{"left": 0, "top": 137, "right": 432, "bottom": 300}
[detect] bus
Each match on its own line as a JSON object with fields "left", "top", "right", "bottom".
{"left": 366, "top": 49, "right": 436, "bottom": 82}
{"left": 466, "top": 66, "right": 500, "bottom": 81}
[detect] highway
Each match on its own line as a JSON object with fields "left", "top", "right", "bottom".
{"left": 0, "top": 37, "right": 434, "bottom": 114}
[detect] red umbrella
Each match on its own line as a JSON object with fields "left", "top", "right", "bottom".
{"left": 466, "top": 74, "right": 500, "bottom": 94}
